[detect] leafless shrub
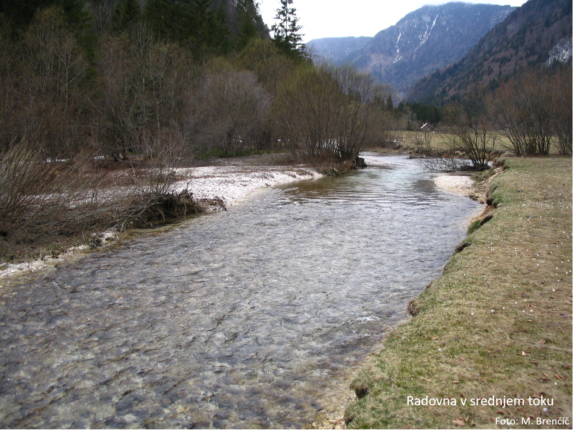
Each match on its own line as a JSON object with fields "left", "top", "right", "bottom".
{"left": 0, "top": 133, "right": 198, "bottom": 253}
{"left": 137, "top": 129, "right": 188, "bottom": 194}
{"left": 418, "top": 122, "right": 494, "bottom": 172}
{"left": 447, "top": 124, "right": 493, "bottom": 170}
{"left": 550, "top": 66, "right": 572, "bottom": 155}
{"left": 95, "top": 33, "right": 137, "bottom": 161}
{"left": 0, "top": 139, "right": 118, "bottom": 241}
{"left": 235, "top": 38, "right": 296, "bottom": 96}
{"left": 94, "top": 24, "right": 199, "bottom": 162}
{"left": 273, "top": 64, "right": 385, "bottom": 166}
{"left": 272, "top": 65, "right": 338, "bottom": 163}
{"left": 19, "top": 7, "right": 88, "bottom": 159}
{"left": 377, "top": 128, "right": 403, "bottom": 149}
{"left": 418, "top": 157, "right": 468, "bottom": 172}
{"left": 193, "top": 70, "right": 271, "bottom": 155}
{"left": 488, "top": 70, "right": 558, "bottom": 156}
{"left": 414, "top": 132, "right": 433, "bottom": 155}
{"left": 0, "top": 140, "right": 58, "bottom": 235}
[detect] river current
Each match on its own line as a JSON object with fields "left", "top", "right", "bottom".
{"left": 0, "top": 155, "right": 482, "bottom": 428}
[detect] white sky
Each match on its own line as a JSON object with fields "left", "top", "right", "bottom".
{"left": 259, "top": 0, "right": 529, "bottom": 42}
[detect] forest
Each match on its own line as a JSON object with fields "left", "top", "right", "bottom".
{"left": 0, "top": 0, "right": 398, "bottom": 162}
{"left": 0, "top": 0, "right": 399, "bottom": 261}
{"left": 0, "top": 0, "right": 572, "bottom": 263}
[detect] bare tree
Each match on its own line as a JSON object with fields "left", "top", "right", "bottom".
{"left": 236, "top": 38, "right": 296, "bottom": 97}
{"left": 193, "top": 70, "right": 271, "bottom": 156}
{"left": 453, "top": 126, "right": 492, "bottom": 169}
{"left": 19, "top": 7, "right": 88, "bottom": 158}
{"left": 550, "top": 66, "right": 572, "bottom": 155}
{"left": 96, "top": 33, "right": 136, "bottom": 161}
{"left": 0, "top": 18, "right": 17, "bottom": 152}
{"left": 95, "top": 24, "right": 198, "bottom": 162}
{"left": 273, "top": 64, "right": 384, "bottom": 166}
{"left": 488, "top": 70, "right": 557, "bottom": 156}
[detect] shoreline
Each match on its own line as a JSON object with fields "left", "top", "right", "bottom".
{"left": 344, "top": 157, "right": 573, "bottom": 428}
{"left": 433, "top": 174, "right": 475, "bottom": 196}
{"left": 0, "top": 164, "right": 322, "bottom": 281}
{"left": 314, "top": 166, "right": 488, "bottom": 430}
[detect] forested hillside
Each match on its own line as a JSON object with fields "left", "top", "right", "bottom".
{"left": 0, "top": 0, "right": 399, "bottom": 257}
{"left": 407, "top": 0, "right": 572, "bottom": 104}
{"left": 310, "top": 3, "right": 514, "bottom": 95}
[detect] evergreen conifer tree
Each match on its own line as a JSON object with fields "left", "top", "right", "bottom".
{"left": 144, "top": 0, "right": 184, "bottom": 41}
{"left": 207, "top": 4, "right": 232, "bottom": 54}
{"left": 111, "top": 1, "right": 123, "bottom": 31}
{"left": 385, "top": 95, "right": 394, "bottom": 112}
{"left": 112, "top": 0, "right": 140, "bottom": 32}
{"left": 122, "top": 0, "right": 140, "bottom": 26}
{"left": 271, "top": 0, "right": 304, "bottom": 59}
{"left": 188, "top": 0, "right": 213, "bottom": 46}
{"left": 0, "top": 0, "right": 90, "bottom": 31}
{"left": 235, "top": 0, "right": 261, "bottom": 50}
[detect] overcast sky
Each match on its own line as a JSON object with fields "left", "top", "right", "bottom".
{"left": 259, "top": 0, "right": 529, "bottom": 42}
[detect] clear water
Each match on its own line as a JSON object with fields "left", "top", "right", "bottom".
{"left": 0, "top": 155, "right": 482, "bottom": 428}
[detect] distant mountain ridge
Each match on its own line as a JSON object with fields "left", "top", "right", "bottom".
{"left": 308, "top": 2, "right": 515, "bottom": 95}
{"left": 307, "top": 37, "right": 371, "bottom": 65}
{"left": 407, "top": 0, "right": 573, "bottom": 104}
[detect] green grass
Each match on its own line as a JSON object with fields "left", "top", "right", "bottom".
{"left": 345, "top": 156, "right": 573, "bottom": 429}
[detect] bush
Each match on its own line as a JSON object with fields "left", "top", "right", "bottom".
{"left": 448, "top": 124, "right": 493, "bottom": 170}
{"left": 488, "top": 69, "right": 569, "bottom": 156}
{"left": 550, "top": 66, "right": 572, "bottom": 155}
{"left": 273, "top": 64, "right": 386, "bottom": 166}
{"left": 192, "top": 70, "right": 271, "bottom": 156}
{"left": 0, "top": 141, "right": 60, "bottom": 235}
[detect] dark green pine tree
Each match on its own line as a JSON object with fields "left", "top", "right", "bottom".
{"left": 60, "top": 0, "right": 90, "bottom": 26}
{"left": 271, "top": 0, "right": 304, "bottom": 59}
{"left": 112, "top": 0, "right": 140, "bottom": 33}
{"left": 121, "top": 0, "right": 140, "bottom": 26}
{"left": 143, "top": 0, "right": 232, "bottom": 55}
{"left": 385, "top": 95, "right": 394, "bottom": 112}
{"left": 144, "top": 0, "right": 186, "bottom": 42}
{"left": 111, "top": 0, "right": 123, "bottom": 31}
{"left": 0, "top": 0, "right": 89, "bottom": 31}
{"left": 206, "top": 4, "right": 232, "bottom": 54}
{"left": 186, "top": 0, "right": 212, "bottom": 46}
{"left": 235, "top": 0, "right": 261, "bottom": 50}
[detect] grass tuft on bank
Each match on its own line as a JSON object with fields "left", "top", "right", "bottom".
{"left": 345, "top": 157, "right": 572, "bottom": 429}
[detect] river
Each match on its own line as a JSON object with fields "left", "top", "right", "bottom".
{"left": 0, "top": 155, "right": 482, "bottom": 428}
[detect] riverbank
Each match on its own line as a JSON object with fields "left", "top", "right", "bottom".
{"left": 434, "top": 174, "right": 475, "bottom": 196}
{"left": 0, "top": 154, "right": 481, "bottom": 429}
{"left": 0, "top": 160, "right": 322, "bottom": 280}
{"left": 345, "top": 157, "right": 572, "bottom": 429}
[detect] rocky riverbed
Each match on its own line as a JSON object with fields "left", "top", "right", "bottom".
{"left": 0, "top": 155, "right": 482, "bottom": 428}
{"left": 0, "top": 163, "right": 322, "bottom": 280}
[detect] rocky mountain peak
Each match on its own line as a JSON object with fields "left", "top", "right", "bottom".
{"left": 308, "top": 2, "right": 515, "bottom": 96}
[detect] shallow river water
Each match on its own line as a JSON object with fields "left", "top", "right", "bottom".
{"left": 0, "top": 155, "right": 482, "bottom": 428}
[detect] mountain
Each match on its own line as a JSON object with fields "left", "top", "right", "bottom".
{"left": 307, "top": 37, "right": 371, "bottom": 65}
{"left": 312, "top": 3, "right": 515, "bottom": 95}
{"left": 407, "top": 0, "right": 573, "bottom": 104}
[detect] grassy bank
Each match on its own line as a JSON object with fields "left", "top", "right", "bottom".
{"left": 345, "top": 157, "right": 572, "bottom": 429}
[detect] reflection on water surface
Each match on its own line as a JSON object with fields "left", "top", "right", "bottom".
{"left": 0, "top": 155, "right": 481, "bottom": 428}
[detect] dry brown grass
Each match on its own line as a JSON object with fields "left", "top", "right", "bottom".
{"left": 399, "top": 130, "right": 568, "bottom": 157}
{"left": 399, "top": 130, "right": 513, "bottom": 154}
{"left": 345, "top": 156, "right": 572, "bottom": 429}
